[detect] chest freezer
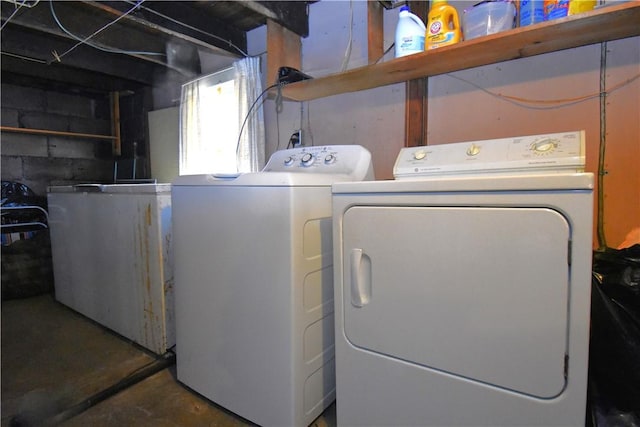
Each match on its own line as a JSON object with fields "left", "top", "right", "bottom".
{"left": 47, "top": 184, "right": 174, "bottom": 355}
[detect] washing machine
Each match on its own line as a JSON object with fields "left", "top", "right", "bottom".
{"left": 332, "top": 131, "right": 593, "bottom": 426}
{"left": 172, "top": 145, "right": 373, "bottom": 427}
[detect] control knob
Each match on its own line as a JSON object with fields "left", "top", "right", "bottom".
{"left": 301, "top": 153, "right": 315, "bottom": 166}
{"left": 466, "top": 144, "right": 481, "bottom": 156}
{"left": 413, "top": 150, "right": 427, "bottom": 160}
{"left": 324, "top": 154, "right": 336, "bottom": 164}
{"left": 283, "top": 156, "right": 294, "bottom": 166}
{"left": 531, "top": 138, "right": 557, "bottom": 154}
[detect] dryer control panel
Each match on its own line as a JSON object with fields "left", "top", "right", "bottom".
{"left": 263, "top": 145, "right": 374, "bottom": 180}
{"left": 394, "top": 131, "right": 585, "bottom": 179}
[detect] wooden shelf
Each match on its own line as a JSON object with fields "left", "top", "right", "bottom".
{"left": 0, "top": 126, "right": 116, "bottom": 141}
{"left": 280, "top": 2, "right": 640, "bottom": 102}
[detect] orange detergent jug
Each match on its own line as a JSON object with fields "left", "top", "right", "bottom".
{"left": 426, "top": 0, "right": 462, "bottom": 49}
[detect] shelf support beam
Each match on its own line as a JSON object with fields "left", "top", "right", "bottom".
{"left": 405, "top": 1, "right": 429, "bottom": 147}
{"left": 110, "top": 91, "right": 122, "bottom": 156}
{"left": 266, "top": 19, "right": 302, "bottom": 87}
{"left": 367, "top": 1, "right": 384, "bottom": 64}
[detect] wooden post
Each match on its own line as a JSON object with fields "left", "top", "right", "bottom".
{"left": 405, "top": 1, "right": 429, "bottom": 147}
{"left": 110, "top": 91, "right": 122, "bottom": 156}
{"left": 367, "top": 1, "right": 384, "bottom": 64}
{"left": 266, "top": 19, "right": 302, "bottom": 87}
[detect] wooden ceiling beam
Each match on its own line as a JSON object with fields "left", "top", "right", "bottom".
{"left": 0, "top": 1, "right": 220, "bottom": 77}
{"left": 0, "top": 0, "right": 312, "bottom": 93}
{"left": 0, "top": 25, "right": 176, "bottom": 86}
{"left": 87, "top": 1, "right": 245, "bottom": 57}
{"left": 1, "top": 55, "right": 144, "bottom": 94}
{"left": 1, "top": 2, "right": 168, "bottom": 65}
{"left": 244, "top": 1, "right": 309, "bottom": 38}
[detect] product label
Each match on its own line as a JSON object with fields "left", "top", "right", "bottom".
{"left": 520, "top": 0, "right": 545, "bottom": 26}
{"left": 545, "top": 0, "right": 570, "bottom": 20}
{"left": 427, "top": 31, "right": 454, "bottom": 49}
{"left": 429, "top": 20, "right": 442, "bottom": 35}
{"left": 399, "top": 35, "right": 425, "bottom": 53}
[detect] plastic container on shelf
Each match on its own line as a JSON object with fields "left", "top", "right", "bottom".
{"left": 463, "top": 1, "right": 516, "bottom": 41}
{"left": 544, "top": 0, "right": 595, "bottom": 21}
{"left": 544, "top": 0, "right": 569, "bottom": 19}
{"left": 394, "top": 5, "right": 426, "bottom": 58}
{"left": 426, "top": 0, "right": 462, "bottom": 49}
{"left": 568, "top": 0, "right": 595, "bottom": 16}
{"left": 519, "top": 0, "right": 545, "bottom": 26}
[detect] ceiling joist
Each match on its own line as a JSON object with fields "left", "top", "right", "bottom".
{"left": 0, "top": 1, "right": 311, "bottom": 94}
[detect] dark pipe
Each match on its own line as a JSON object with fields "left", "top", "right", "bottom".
{"left": 9, "top": 351, "right": 176, "bottom": 426}
{"left": 49, "top": 351, "right": 176, "bottom": 424}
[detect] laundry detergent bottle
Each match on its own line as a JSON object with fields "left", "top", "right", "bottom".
{"left": 394, "top": 5, "right": 426, "bottom": 57}
{"left": 426, "top": 0, "right": 462, "bottom": 50}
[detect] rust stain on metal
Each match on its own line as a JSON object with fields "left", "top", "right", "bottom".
{"left": 145, "top": 203, "right": 152, "bottom": 226}
{"left": 137, "top": 203, "right": 155, "bottom": 348}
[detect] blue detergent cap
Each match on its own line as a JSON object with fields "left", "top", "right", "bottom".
{"left": 400, "top": 5, "right": 410, "bottom": 12}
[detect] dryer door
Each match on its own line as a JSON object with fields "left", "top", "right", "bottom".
{"left": 342, "top": 206, "right": 571, "bottom": 398}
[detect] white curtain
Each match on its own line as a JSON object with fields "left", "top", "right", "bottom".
{"left": 234, "top": 56, "right": 265, "bottom": 173}
{"left": 179, "top": 77, "right": 203, "bottom": 175}
{"left": 179, "top": 56, "right": 264, "bottom": 175}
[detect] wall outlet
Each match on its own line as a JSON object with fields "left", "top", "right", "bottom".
{"left": 290, "top": 130, "right": 302, "bottom": 147}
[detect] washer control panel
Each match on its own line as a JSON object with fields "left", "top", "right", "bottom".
{"left": 394, "top": 131, "right": 585, "bottom": 179}
{"left": 263, "top": 145, "right": 374, "bottom": 180}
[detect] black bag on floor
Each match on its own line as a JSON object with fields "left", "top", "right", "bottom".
{"left": 1, "top": 181, "right": 53, "bottom": 300}
{"left": 588, "top": 244, "right": 640, "bottom": 426}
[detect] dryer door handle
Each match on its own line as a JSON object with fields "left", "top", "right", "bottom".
{"left": 350, "top": 248, "right": 372, "bottom": 307}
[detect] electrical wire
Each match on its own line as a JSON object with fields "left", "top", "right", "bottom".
{"left": 121, "top": 0, "right": 248, "bottom": 57}
{"left": 48, "top": 0, "right": 165, "bottom": 62}
{"left": 340, "top": 0, "right": 354, "bottom": 72}
{"left": 374, "top": 42, "right": 395, "bottom": 65}
{"left": 300, "top": 102, "right": 304, "bottom": 133}
{"left": 597, "top": 41, "right": 608, "bottom": 250}
{"left": 0, "top": 0, "right": 40, "bottom": 31}
{"left": 443, "top": 45, "right": 640, "bottom": 248}
{"left": 276, "top": 103, "right": 282, "bottom": 151}
{"left": 0, "top": 8, "right": 20, "bottom": 32}
{"left": 236, "top": 82, "right": 282, "bottom": 159}
{"left": 306, "top": 101, "right": 315, "bottom": 146}
{"left": 2, "top": 0, "right": 39, "bottom": 7}
{"left": 0, "top": 51, "right": 47, "bottom": 64}
{"left": 275, "top": 82, "right": 284, "bottom": 114}
{"left": 446, "top": 71, "right": 640, "bottom": 110}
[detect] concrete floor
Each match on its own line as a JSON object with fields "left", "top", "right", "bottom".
{"left": 1, "top": 294, "right": 336, "bottom": 427}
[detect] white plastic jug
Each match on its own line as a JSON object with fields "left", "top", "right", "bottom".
{"left": 395, "top": 6, "right": 426, "bottom": 58}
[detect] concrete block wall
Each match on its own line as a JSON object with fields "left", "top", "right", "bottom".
{"left": 1, "top": 83, "right": 117, "bottom": 300}
{"left": 1, "top": 83, "right": 113, "bottom": 196}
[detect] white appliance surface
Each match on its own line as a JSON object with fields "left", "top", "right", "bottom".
{"left": 393, "top": 130, "right": 585, "bottom": 178}
{"left": 47, "top": 184, "right": 174, "bottom": 355}
{"left": 172, "top": 145, "right": 373, "bottom": 427}
{"left": 332, "top": 131, "right": 594, "bottom": 426}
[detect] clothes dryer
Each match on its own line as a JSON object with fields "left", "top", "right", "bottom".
{"left": 332, "top": 132, "right": 593, "bottom": 426}
{"left": 172, "top": 145, "right": 373, "bottom": 427}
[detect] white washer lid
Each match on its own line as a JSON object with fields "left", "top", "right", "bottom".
{"left": 172, "top": 171, "right": 358, "bottom": 187}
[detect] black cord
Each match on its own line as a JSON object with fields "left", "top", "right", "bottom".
{"left": 374, "top": 42, "right": 395, "bottom": 64}
{"left": 235, "top": 82, "right": 282, "bottom": 161}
